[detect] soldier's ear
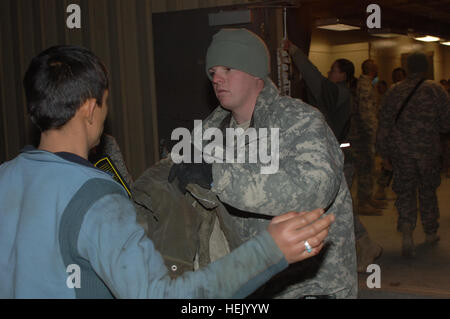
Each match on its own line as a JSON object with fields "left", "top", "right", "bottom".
{"left": 256, "top": 77, "right": 265, "bottom": 89}
{"left": 80, "top": 98, "right": 97, "bottom": 125}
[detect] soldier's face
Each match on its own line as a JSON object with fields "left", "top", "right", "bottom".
{"left": 393, "top": 70, "right": 406, "bottom": 83}
{"left": 209, "top": 66, "right": 262, "bottom": 112}
{"left": 328, "top": 62, "right": 346, "bottom": 83}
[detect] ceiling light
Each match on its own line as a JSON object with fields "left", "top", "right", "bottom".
{"left": 440, "top": 41, "right": 450, "bottom": 46}
{"left": 370, "top": 33, "right": 402, "bottom": 38}
{"left": 315, "top": 18, "right": 360, "bottom": 31}
{"left": 368, "top": 28, "right": 404, "bottom": 38}
{"left": 317, "top": 23, "right": 360, "bottom": 31}
{"left": 414, "top": 35, "right": 440, "bottom": 42}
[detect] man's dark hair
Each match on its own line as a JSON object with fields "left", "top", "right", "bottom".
{"left": 392, "top": 67, "right": 406, "bottom": 77}
{"left": 406, "top": 52, "right": 428, "bottom": 75}
{"left": 392, "top": 67, "right": 406, "bottom": 82}
{"left": 335, "top": 59, "right": 356, "bottom": 92}
{"left": 23, "top": 45, "right": 109, "bottom": 131}
{"left": 361, "top": 59, "right": 375, "bottom": 75}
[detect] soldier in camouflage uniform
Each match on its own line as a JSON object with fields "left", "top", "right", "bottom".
{"left": 353, "top": 59, "right": 387, "bottom": 215}
{"left": 374, "top": 68, "right": 407, "bottom": 201}
{"left": 169, "top": 28, "right": 357, "bottom": 298}
{"left": 376, "top": 52, "right": 450, "bottom": 257}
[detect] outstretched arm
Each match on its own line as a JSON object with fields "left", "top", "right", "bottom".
{"left": 77, "top": 194, "right": 333, "bottom": 299}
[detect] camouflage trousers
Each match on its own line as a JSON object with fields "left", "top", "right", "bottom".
{"left": 442, "top": 133, "right": 450, "bottom": 171}
{"left": 392, "top": 155, "right": 441, "bottom": 234}
{"left": 353, "top": 138, "right": 375, "bottom": 202}
{"left": 343, "top": 149, "right": 367, "bottom": 240}
{"left": 377, "top": 166, "right": 393, "bottom": 188}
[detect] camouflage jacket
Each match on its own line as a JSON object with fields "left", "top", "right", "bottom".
{"left": 202, "top": 79, "right": 357, "bottom": 298}
{"left": 376, "top": 76, "right": 450, "bottom": 160}
{"left": 356, "top": 75, "right": 379, "bottom": 143}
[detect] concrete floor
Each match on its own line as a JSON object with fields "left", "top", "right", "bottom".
{"left": 356, "top": 172, "right": 450, "bottom": 299}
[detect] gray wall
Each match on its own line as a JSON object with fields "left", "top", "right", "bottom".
{"left": 0, "top": 0, "right": 159, "bottom": 179}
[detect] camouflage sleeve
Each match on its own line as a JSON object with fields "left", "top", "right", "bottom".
{"left": 375, "top": 90, "right": 395, "bottom": 159}
{"left": 436, "top": 85, "right": 450, "bottom": 133}
{"left": 290, "top": 48, "right": 325, "bottom": 104}
{"left": 211, "top": 111, "right": 343, "bottom": 215}
{"left": 357, "top": 81, "right": 378, "bottom": 140}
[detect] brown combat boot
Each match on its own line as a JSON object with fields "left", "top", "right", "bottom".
{"left": 373, "top": 185, "right": 386, "bottom": 200}
{"left": 357, "top": 202, "right": 383, "bottom": 216}
{"left": 356, "top": 234, "right": 383, "bottom": 273}
{"left": 368, "top": 197, "right": 388, "bottom": 209}
{"left": 400, "top": 224, "right": 415, "bottom": 257}
{"left": 425, "top": 233, "right": 440, "bottom": 245}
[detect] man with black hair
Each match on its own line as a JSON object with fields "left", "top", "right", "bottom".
{"left": 377, "top": 52, "right": 450, "bottom": 257}
{"left": 0, "top": 45, "right": 334, "bottom": 298}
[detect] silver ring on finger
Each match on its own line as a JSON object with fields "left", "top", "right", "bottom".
{"left": 304, "top": 240, "right": 312, "bottom": 253}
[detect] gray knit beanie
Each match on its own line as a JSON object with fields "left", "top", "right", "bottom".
{"left": 407, "top": 52, "right": 428, "bottom": 74}
{"left": 205, "top": 28, "right": 270, "bottom": 80}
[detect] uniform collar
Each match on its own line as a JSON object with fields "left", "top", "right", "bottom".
{"left": 21, "top": 145, "right": 95, "bottom": 168}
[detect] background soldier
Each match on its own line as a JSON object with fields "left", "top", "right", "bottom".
{"left": 353, "top": 59, "right": 387, "bottom": 215}
{"left": 376, "top": 52, "right": 450, "bottom": 257}
{"left": 374, "top": 67, "right": 407, "bottom": 201}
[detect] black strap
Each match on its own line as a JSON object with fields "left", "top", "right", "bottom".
{"left": 394, "top": 78, "right": 425, "bottom": 124}
{"left": 59, "top": 178, "right": 127, "bottom": 299}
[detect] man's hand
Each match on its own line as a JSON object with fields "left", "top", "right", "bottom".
{"left": 267, "top": 209, "right": 335, "bottom": 264}
{"left": 168, "top": 142, "right": 213, "bottom": 194}
{"left": 168, "top": 162, "right": 213, "bottom": 194}
{"left": 282, "top": 39, "right": 291, "bottom": 51}
{"left": 282, "top": 39, "right": 299, "bottom": 56}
